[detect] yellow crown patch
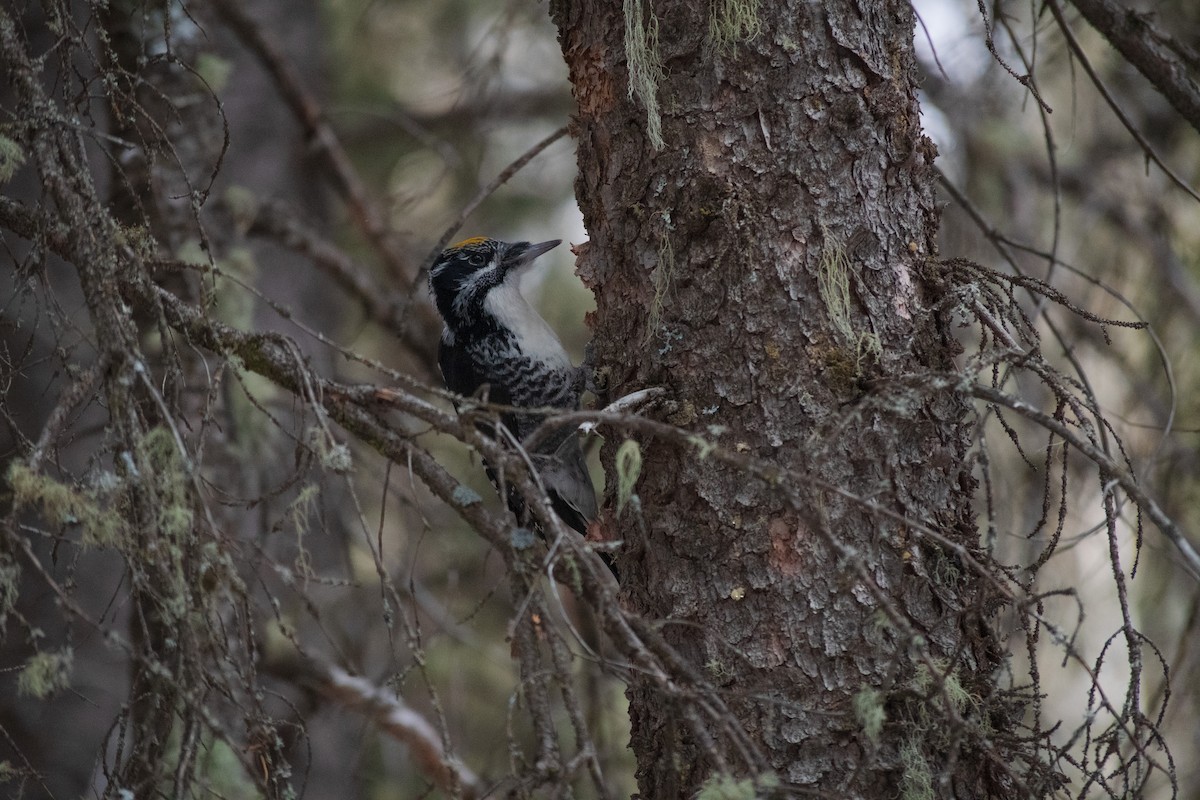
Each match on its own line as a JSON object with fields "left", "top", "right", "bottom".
{"left": 449, "top": 236, "right": 489, "bottom": 249}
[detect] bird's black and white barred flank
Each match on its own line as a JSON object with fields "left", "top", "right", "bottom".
{"left": 429, "top": 237, "right": 598, "bottom": 540}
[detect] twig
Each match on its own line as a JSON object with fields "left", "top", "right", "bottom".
{"left": 973, "top": 0, "right": 1053, "bottom": 113}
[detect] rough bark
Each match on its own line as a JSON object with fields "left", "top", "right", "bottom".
{"left": 552, "top": 1, "right": 1011, "bottom": 796}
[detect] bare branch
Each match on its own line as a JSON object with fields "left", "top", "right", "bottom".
{"left": 1066, "top": 0, "right": 1200, "bottom": 136}
{"left": 323, "top": 665, "right": 485, "bottom": 798}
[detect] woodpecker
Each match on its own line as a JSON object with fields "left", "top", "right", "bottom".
{"left": 429, "top": 237, "right": 600, "bottom": 550}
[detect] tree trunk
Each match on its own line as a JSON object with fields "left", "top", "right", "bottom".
{"left": 552, "top": 1, "right": 1015, "bottom": 796}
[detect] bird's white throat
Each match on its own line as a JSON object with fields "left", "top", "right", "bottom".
{"left": 483, "top": 283, "right": 571, "bottom": 367}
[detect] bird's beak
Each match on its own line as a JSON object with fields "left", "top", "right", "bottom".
{"left": 511, "top": 239, "right": 561, "bottom": 269}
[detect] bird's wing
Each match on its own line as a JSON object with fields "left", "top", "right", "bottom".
{"left": 532, "top": 434, "right": 597, "bottom": 532}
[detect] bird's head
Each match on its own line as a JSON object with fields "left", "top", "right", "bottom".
{"left": 429, "top": 237, "right": 561, "bottom": 330}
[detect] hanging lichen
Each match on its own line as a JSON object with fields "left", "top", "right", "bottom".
{"left": 706, "top": 0, "right": 761, "bottom": 54}
{"left": 816, "top": 223, "right": 881, "bottom": 375}
{"left": 645, "top": 231, "right": 676, "bottom": 344}
{"left": 623, "top": 0, "right": 665, "bottom": 149}
{"left": 615, "top": 439, "right": 643, "bottom": 516}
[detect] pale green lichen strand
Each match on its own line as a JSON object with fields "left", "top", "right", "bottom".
{"left": 853, "top": 685, "right": 886, "bottom": 742}
{"left": 900, "top": 734, "right": 934, "bottom": 800}
{"left": 817, "top": 223, "right": 882, "bottom": 373}
{"left": 0, "top": 134, "right": 26, "bottom": 183}
{"left": 17, "top": 647, "right": 74, "bottom": 699}
{"left": 707, "top": 0, "right": 761, "bottom": 54}
{"left": 8, "top": 462, "right": 124, "bottom": 547}
{"left": 615, "top": 439, "right": 643, "bottom": 515}
{"left": 645, "top": 233, "right": 675, "bottom": 344}
{"left": 623, "top": 0, "right": 665, "bottom": 149}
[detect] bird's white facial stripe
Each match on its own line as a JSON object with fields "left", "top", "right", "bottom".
{"left": 484, "top": 284, "right": 571, "bottom": 366}
{"left": 451, "top": 264, "right": 498, "bottom": 319}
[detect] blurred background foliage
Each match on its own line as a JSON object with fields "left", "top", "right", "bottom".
{"left": 2, "top": 0, "right": 1200, "bottom": 796}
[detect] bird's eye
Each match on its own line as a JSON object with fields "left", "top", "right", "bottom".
{"left": 468, "top": 254, "right": 485, "bottom": 267}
